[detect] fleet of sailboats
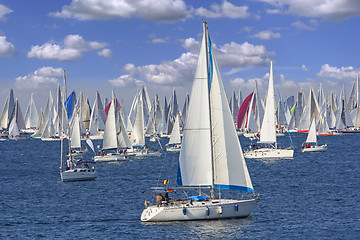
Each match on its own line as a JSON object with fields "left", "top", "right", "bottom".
{"left": 2, "top": 20, "right": 360, "bottom": 224}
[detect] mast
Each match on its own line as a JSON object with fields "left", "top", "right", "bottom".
{"left": 203, "top": 21, "right": 216, "bottom": 199}
{"left": 60, "top": 69, "right": 66, "bottom": 181}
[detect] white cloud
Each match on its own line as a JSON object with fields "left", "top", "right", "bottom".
{"left": 292, "top": 20, "right": 319, "bottom": 31}
{"left": 195, "top": 0, "right": 249, "bottom": 19}
{"left": 27, "top": 34, "right": 108, "bottom": 61}
{"left": 152, "top": 38, "right": 167, "bottom": 44}
{"left": 266, "top": 8, "right": 282, "bottom": 14}
{"left": 317, "top": 64, "right": 358, "bottom": 80}
{"left": 301, "top": 64, "right": 308, "bottom": 71}
{"left": 49, "top": 0, "right": 188, "bottom": 22}
{"left": 257, "top": 0, "right": 360, "bottom": 20}
{"left": 15, "top": 67, "right": 63, "bottom": 89}
{"left": 252, "top": 30, "right": 281, "bottom": 40}
{"left": 0, "top": 36, "right": 17, "bottom": 57}
{"left": 0, "top": 4, "right": 12, "bottom": 21}
{"left": 109, "top": 37, "right": 273, "bottom": 88}
{"left": 97, "top": 48, "right": 113, "bottom": 58}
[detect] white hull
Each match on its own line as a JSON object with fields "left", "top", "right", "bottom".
{"left": 244, "top": 148, "right": 294, "bottom": 159}
{"left": 166, "top": 147, "right": 181, "bottom": 152}
{"left": 141, "top": 198, "right": 256, "bottom": 222}
{"left": 41, "top": 137, "right": 61, "bottom": 141}
{"left": 61, "top": 168, "right": 97, "bottom": 181}
{"left": 301, "top": 144, "right": 327, "bottom": 152}
{"left": 134, "top": 151, "right": 162, "bottom": 157}
{"left": 89, "top": 134, "right": 103, "bottom": 140}
{"left": 94, "top": 153, "right": 130, "bottom": 162}
{"left": 243, "top": 133, "right": 257, "bottom": 138}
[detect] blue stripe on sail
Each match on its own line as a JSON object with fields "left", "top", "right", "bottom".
{"left": 208, "top": 34, "right": 213, "bottom": 91}
{"left": 214, "top": 184, "right": 254, "bottom": 193}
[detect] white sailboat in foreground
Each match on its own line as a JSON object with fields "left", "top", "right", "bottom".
{"left": 243, "top": 61, "right": 294, "bottom": 159}
{"left": 141, "top": 22, "right": 258, "bottom": 222}
{"left": 301, "top": 117, "right": 327, "bottom": 152}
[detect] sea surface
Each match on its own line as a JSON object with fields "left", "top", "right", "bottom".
{"left": 0, "top": 133, "right": 359, "bottom": 239}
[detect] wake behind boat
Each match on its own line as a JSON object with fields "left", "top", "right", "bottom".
{"left": 141, "top": 21, "right": 258, "bottom": 222}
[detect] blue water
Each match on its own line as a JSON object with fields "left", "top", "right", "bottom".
{"left": 0, "top": 133, "right": 359, "bottom": 239}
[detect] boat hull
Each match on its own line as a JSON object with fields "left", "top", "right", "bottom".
{"left": 61, "top": 168, "right": 97, "bottom": 181}
{"left": 166, "top": 147, "right": 181, "bottom": 152}
{"left": 244, "top": 148, "right": 294, "bottom": 159}
{"left": 301, "top": 144, "right": 327, "bottom": 152}
{"left": 94, "top": 154, "right": 130, "bottom": 162}
{"left": 141, "top": 199, "right": 256, "bottom": 222}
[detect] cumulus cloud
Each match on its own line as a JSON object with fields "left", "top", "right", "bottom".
{"left": 252, "top": 30, "right": 281, "bottom": 40}
{"left": 97, "top": 48, "right": 112, "bottom": 58}
{"left": 301, "top": 64, "right": 308, "bottom": 71}
{"left": 292, "top": 20, "right": 319, "bottom": 31}
{"left": 317, "top": 64, "right": 358, "bottom": 80}
{"left": 15, "top": 67, "right": 63, "bottom": 89}
{"left": 27, "top": 34, "right": 108, "bottom": 61}
{"left": 0, "top": 36, "right": 17, "bottom": 57}
{"left": 195, "top": 0, "right": 249, "bottom": 19}
{"left": 0, "top": 4, "right": 12, "bottom": 21}
{"left": 49, "top": 0, "right": 188, "bottom": 22}
{"left": 109, "top": 37, "right": 274, "bottom": 88}
{"left": 257, "top": 0, "right": 360, "bottom": 20}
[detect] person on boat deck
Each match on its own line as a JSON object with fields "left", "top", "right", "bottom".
{"left": 164, "top": 192, "right": 170, "bottom": 204}
{"left": 156, "top": 193, "right": 164, "bottom": 207}
{"left": 307, "top": 143, "right": 310, "bottom": 148}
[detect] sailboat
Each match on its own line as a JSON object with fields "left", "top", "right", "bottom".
{"left": 141, "top": 22, "right": 258, "bottom": 222}
{"left": 94, "top": 99, "right": 132, "bottom": 162}
{"left": 60, "top": 70, "right": 97, "bottom": 182}
{"left": 165, "top": 113, "right": 181, "bottom": 152}
{"left": 67, "top": 113, "right": 88, "bottom": 157}
{"left": 301, "top": 117, "right": 327, "bottom": 152}
{"left": 243, "top": 61, "right": 294, "bottom": 159}
{"left": 130, "top": 95, "right": 161, "bottom": 157}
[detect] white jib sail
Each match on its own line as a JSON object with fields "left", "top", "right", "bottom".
{"left": 259, "top": 61, "right": 276, "bottom": 144}
{"left": 210, "top": 44, "right": 253, "bottom": 192}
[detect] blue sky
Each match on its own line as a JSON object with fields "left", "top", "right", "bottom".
{"left": 0, "top": 0, "right": 360, "bottom": 111}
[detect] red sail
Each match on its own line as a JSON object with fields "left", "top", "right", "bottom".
{"left": 237, "top": 92, "right": 254, "bottom": 129}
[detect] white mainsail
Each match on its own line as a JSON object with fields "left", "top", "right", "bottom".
{"left": 178, "top": 21, "right": 253, "bottom": 192}
{"left": 259, "top": 61, "right": 276, "bottom": 144}
{"left": 24, "top": 93, "right": 39, "bottom": 129}
{"left": 305, "top": 117, "right": 317, "bottom": 144}
{"left": 168, "top": 114, "right": 180, "bottom": 145}
{"left": 103, "top": 100, "right": 118, "bottom": 150}
{"left": 70, "top": 113, "right": 81, "bottom": 149}
{"left": 130, "top": 96, "right": 145, "bottom": 147}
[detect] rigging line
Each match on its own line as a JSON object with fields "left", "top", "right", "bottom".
{"left": 276, "top": 86, "right": 294, "bottom": 148}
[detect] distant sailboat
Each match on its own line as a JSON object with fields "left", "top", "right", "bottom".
{"left": 141, "top": 22, "right": 257, "bottom": 222}
{"left": 165, "top": 113, "right": 181, "bottom": 152}
{"left": 94, "top": 99, "right": 132, "bottom": 162}
{"left": 301, "top": 117, "right": 327, "bottom": 152}
{"left": 59, "top": 69, "right": 97, "bottom": 182}
{"left": 243, "top": 61, "right": 294, "bottom": 159}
